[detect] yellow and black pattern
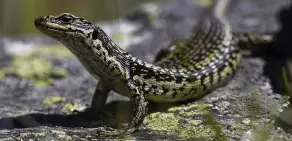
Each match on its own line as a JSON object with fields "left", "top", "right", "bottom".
{"left": 34, "top": 2, "right": 273, "bottom": 136}
{"left": 126, "top": 14, "right": 240, "bottom": 102}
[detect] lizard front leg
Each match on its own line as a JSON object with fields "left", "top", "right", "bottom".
{"left": 95, "top": 81, "right": 148, "bottom": 136}
{"left": 91, "top": 82, "right": 111, "bottom": 113}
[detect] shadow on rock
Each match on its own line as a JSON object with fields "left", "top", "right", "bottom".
{"left": 275, "top": 105, "right": 292, "bottom": 134}
{"left": 0, "top": 100, "right": 184, "bottom": 130}
{"left": 262, "top": 0, "right": 292, "bottom": 135}
{"left": 262, "top": 1, "right": 292, "bottom": 95}
{"left": 0, "top": 101, "right": 132, "bottom": 130}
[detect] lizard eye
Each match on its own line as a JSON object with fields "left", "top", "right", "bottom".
{"left": 60, "top": 15, "right": 74, "bottom": 24}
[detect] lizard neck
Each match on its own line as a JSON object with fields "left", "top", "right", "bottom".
{"left": 63, "top": 27, "right": 186, "bottom": 83}
{"left": 62, "top": 28, "right": 130, "bottom": 81}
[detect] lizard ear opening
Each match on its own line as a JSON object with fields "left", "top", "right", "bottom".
{"left": 92, "top": 29, "right": 98, "bottom": 40}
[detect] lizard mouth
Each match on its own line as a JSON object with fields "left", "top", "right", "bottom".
{"left": 34, "top": 17, "right": 72, "bottom": 34}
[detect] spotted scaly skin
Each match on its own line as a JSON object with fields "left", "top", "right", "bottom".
{"left": 34, "top": 2, "right": 272, "bottom": 136}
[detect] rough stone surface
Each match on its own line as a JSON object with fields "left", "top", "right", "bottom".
{"left": 0, "top": 0, "right": 292, "bottom": 140}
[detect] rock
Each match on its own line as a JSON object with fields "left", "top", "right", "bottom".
{"left": 0, "top": 0, "right": 292, "bottom": 140}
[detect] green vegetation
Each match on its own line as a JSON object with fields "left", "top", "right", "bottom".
{"left": 144, "top": 112, "right": 179, "bottom": 131}
{"left": 42, "top": 96, "right": 65, "bottom": 105}
{"left": 20, "top": 132, "right": 46, "bottom": 137}
{"left": 251, "top": 123, "right": 273, "bottom": 141}
{"left": 0, "top": 45, "right": 71, "bottom": 86}
{"left": 32, "top": 45, "right": 73, "bottom": 57}
{"left": 51, "top": 130, "right": 72, "bottom": 141}
{"left": 64, "top": 103, "right": 85, "bottom": 114}
{"left": 194, "top": 0, "right": 214, "bottom": 7}
{"left": 144, "top": 103, "right": 217, "bottom": 140}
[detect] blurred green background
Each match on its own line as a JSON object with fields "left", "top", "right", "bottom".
{"left": 0, "top": 0, "right": 156, "bottom": 37}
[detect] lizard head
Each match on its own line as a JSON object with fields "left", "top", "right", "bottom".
{"left": 34, "top": 13, "right": 109, "bottom": 51}
{"left": 35, "top": 13, "right": 127, "bottom": 79}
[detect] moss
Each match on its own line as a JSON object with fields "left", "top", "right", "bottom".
{"left": 51, "top": 130, "right": 72, "bottom": 141}
{"left": 0, "top": 70, "right": 5, "bottom": 79}
{"left": 32, "top": 45, "right": 73, "bottom": 57}
{"left": 179, "top": 125, "right": 215, "bottom": 139}
{"left": 31, "top": 132, "right": 46, "bottom": 137}
{"left": 204, "top": 113, "right": 227, "bottom": 141}
{"left": 251, "top": 123, "right": 273, "bottom": 141}
{"left": 8, "top": 56, "right": 54, "bottom": 86}
{"left": 168, "top": 103, "right": 210, "bottom": 112}
{"left": 230, "top": 123, "right": 247, "bottom": 130}
{"left": 0, "top": 45, "right": 71, "bottom": 86}
{"left": 64, "top": 103, "right": 85, "bottom": 114}
{"left": 168, "top": 104, "right": 210, "bottom": 117}
{"left": 245, "top": 93, "right": 263, "bottom": 118}
{"left": 144, "top": 112, "right": 179, "bottom": 131}
{"left": 179, "top": 111, "right": 203, "bottom": 117}
{"left": 20, "top": 132, "right": 46, "bottom": 137}
{"left": 57, "top": 134, "right": 72, "bottom": 141}
{"left": 51, "top": 130, "right": 66, "bottom": 135}
{"left": 43, "top": 96, "right": 65, "bottom": 105}
{"left": 53, "top": 69, "right": 70, "bottom": 78}
{"left": 188, "top": 119, "right": 203, "bottom": 126}
{"left": 194, "top": 0, "right": 214, "bottom": 7}
{"left": 144, "top": 103, "right": 218, "bottom": 140}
